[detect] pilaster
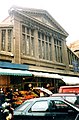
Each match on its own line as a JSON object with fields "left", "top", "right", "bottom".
{"left": 62, "top": 39, "right": 69, "bottom": 70}
{"left": 13, "top": 18, "right": 21, "bottom": 64}
{"left": 34, "top": 29, "right": 39, "bottom": 59}
{"left": 51, "top": 36, "right": 55, "bottom": 62}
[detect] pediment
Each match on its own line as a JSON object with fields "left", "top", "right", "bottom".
{"left": 33, "top": 15, "right": 55, "bottom": 28}
{"left": 22, "top": 11, "right": 67, "bottom": 35}
{"left": 9, "top": 6, "right": 68, "bottom": 36}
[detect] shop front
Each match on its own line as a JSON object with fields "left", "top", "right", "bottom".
{"left": 0, "top": 62, "right": 32, "bottom": 91}
{"left": 0, "top": 62, "right": 64, "bottom": 92}
{"left": 26, "top": 71, "right": 66, "bottom": 93}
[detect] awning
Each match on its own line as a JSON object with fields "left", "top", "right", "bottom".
{"left": 31, "top": 71, "right": 62, "bottom": 79}
{"left": 0, "top": 68, "right": 32, "bottom": 76}
{"left": 62, "top": 76, "right": 79, "bottom": 85}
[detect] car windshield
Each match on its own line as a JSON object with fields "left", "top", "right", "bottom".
{"left": 63, "top": 96, "right": 77, "bottom": 104}
{"left": 64, "top": 98, "right": 79, "bottom": 109}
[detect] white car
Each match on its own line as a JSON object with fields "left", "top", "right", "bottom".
{"left": 14, "top": 96, "right": 79, "bottom": 120}
{"left": 32, "top": 87, "right": 52, "bottom": 97}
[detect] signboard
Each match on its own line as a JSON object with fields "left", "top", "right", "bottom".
{"left": 0, "top": 61, "right": 29, "bottom": 70}
{"left": 72, "top": 61, "right": 79, "bottom": 72}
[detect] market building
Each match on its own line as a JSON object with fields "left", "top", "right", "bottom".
{"left": 0, "top": 6, "right": 79, "bottom": 92}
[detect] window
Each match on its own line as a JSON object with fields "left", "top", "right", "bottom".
{"left": 38, "top": 40, "right": 41, "bottom": 58}
{"left": 31, "top": 37, "right": 34, "bottom": 56}
{"left": 38, "top": 32, "right": 40, "bottom": 38}
{"left": 1, "top": 29, "right": 12, "bottom": 52}
{"left": 63, "top": 96, "right": 77, "bottom": 104}
{"left": 31, "top": 101, "right": 48, "bottom": 112}
{"left": 54, "top": 38, "right": 62, "bottom": 63}
{"left": 22, "top": 25, "right": 35, "bottom": 57}
{"left": 38, "top": 32, "right": 52, "bottom": 61}
{"left": 1, "top": 30, "right": 6, "bottom": 51}
{"left": 54, "top": 100, "right": 68, "bottom": 109}
{"left": 27, "top": 28, "right": 30, "bottom": 34}
{"left": 26, "top": 36, "right": 30, "bottom": 55}
{"left": 8, "top": 29, "right": 12, "bottom": 52}
{"left": 46, "top": 42, "right": 48, "bottom": 60}
{"left": 31, "top": 29, "right": 34, "bottom": 36}
{"left": 16, "top": 102, "right": 31, "bottom": 111}
{"left": 49, "top": 100, "right": 71, "bottom": 112}
{"left": 42, "top": 41, "right": 45, "bottom": 59}
{"left": 42, "top": 33, "right": 44, "bottom": 40}
{"left": 22, "top": 25, "right": 25, "bottom": 33}
{"left": 49, "top": 43, "right": 52, "bottom": 60}
{"left": 22, "top": 34, "right": 26, "bottom": 54}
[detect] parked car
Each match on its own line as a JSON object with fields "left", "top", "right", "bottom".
{"left": 12, "top": 87, "right": 52, "bottom": 108}
{"left": 13, "top": 96, "right": 79, "bottom": 120}
{"left": 32, "top": 87, "right": 53, "bottom": 97}
{"left": 59, "top": 85, "right": 79, "bottom": 93}
{"left": 52, "top": 93, "right": 79, "bottom": 107}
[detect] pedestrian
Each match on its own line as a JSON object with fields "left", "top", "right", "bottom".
{"left": 0, "top": 90, "right": 5, "bottom": 105}
{"left": 7, "top": 89, "right": 13, "bottom": 103}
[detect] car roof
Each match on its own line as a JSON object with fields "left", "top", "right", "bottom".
{"left": 24, "top": 96, "right": 65, "bottom": 102}
{"left": 59, "top": 86, "right": 79, "bottom": 88}
{"left": 52, "top": 93, "right": 79, "bottom": 96}
{"left": 33, "top": 87, "right": 52, "bottom": 95}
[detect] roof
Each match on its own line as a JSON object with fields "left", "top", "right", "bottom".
{"left": 0, "top": 16, "right": 13, "bottom": 27}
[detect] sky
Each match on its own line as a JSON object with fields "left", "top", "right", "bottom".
{"left": 0, "top": 0, "right": 79, "bottom": 45}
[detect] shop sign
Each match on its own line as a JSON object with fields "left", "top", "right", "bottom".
{"left": 72, "top": 61, "right": 79, "bottom": 72}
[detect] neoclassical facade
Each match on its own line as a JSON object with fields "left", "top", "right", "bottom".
{"left": 0, "top": 6, "right": 79, "bottom": 90}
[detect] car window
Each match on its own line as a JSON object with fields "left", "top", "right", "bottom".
{"left": 75, "top": 96, "right": 79, "bottom": 105}
{"left": 16, "top": 102, "right": 31, "bottom": 111}
{"left": 49, "top": 100, "right": 73, "bottom": 112}
{"left": 31, "top": 100, "right": 48, "bottom": 112}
